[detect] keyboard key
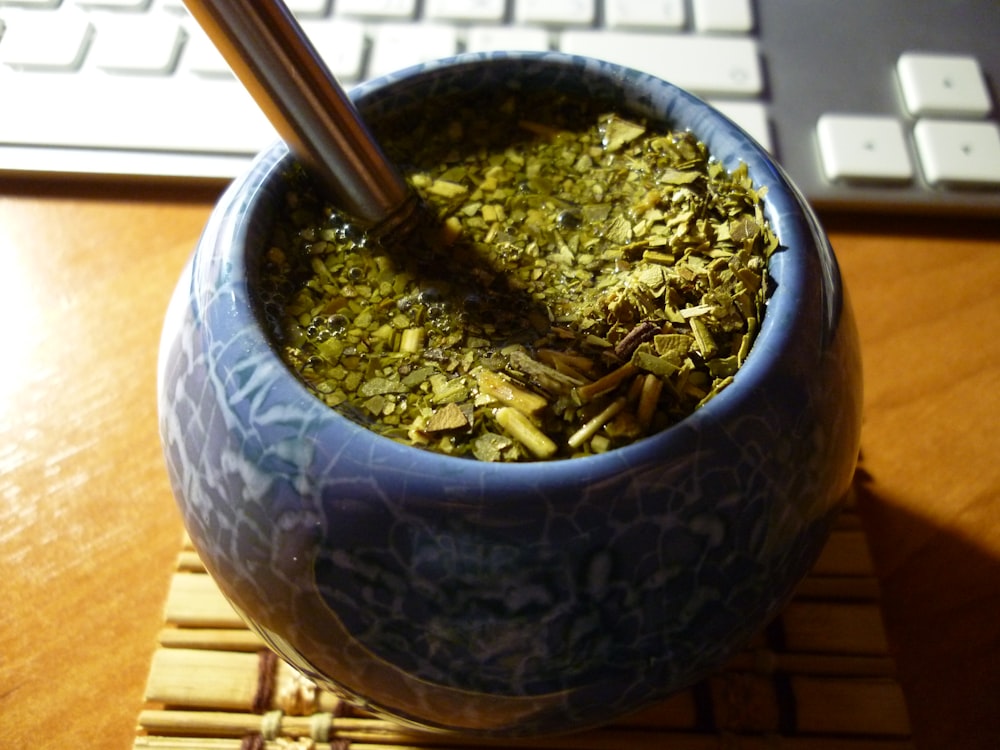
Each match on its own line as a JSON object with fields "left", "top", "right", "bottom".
{"left": 708, "top": 100, "right": 771, "bottom": 152}
{"left": 692, "top": 0, "right": 754, "bottom": 33}
{"left": 74, "top": 0, "right": 152, "bottom": 9}
{"left": 300, "top": 18, "right": 365, "bottom": 81}
{"left": 180, "top": 26, "right": 232, "bottom": 77}
{"left": 0, "top": 72, "right": 274, "bottom": 153}
{"left": 466, "top": 25, "right": 551, "bottom": 52}
{"left": 514, "top": 0, "right": 595, "bottom": 26}
{"left": 0, "top": 12, "right": 93, "bottom": 70}
{"left": 367, "top": 23, "right": 458, "bottom": 79}
{"left": 0, "top": 145, "right": 251, "bottom": 180}
{"left": 89, "top": 17, "right": 186, "bottom": 74}
{"left": 604, "top": 0, "right": 686, "bottom": 30}
{"left": 284, "top": 0, "right": 331, "bottom": 18}
{"left": 560, "top": 31, "right": 762, "bottom": 96}
{"left": 897, "top": 52, "right": 992, "bottom": 118}
{"left": 335, "top": 0, "right": 416, "bottom": 19}
{"left": 816, "top": 114, "right": 913, "bottom": 183}
{"left": 0, "top": 0, "right": 61, "bottom": 6}
{"left": 913, "top": 119, "right": 1000, "bottom": 186}
{"left": 425, "top": 0, "right": 505, "bottom": 22}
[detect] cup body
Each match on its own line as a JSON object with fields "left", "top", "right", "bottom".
{"left": 158, "top": 52, "right": 863, "bottom": 736}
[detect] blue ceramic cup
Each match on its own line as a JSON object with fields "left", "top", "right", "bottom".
{"left": 158, "top": 52, "right": 862, "bottom": 737}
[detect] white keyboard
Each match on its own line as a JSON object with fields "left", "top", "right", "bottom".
{"left": 1, "top": 0, "right": 998, "bottom": 217}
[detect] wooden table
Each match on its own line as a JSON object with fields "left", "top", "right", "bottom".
{"left": 1, "top": 181, "right": 998, "bottom": 750}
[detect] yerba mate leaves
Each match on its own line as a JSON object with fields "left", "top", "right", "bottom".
{"left": 259, "top": 103, "right": 775, "bottom": 461}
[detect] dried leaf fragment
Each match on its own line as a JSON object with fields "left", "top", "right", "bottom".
{"left": 359, "top": 377, "right": 408, "bottom": 397}
{"left": 631, "top": 346, "right": 680, "bottom": 379}
{"left": 427, "top": 179, "right": 468, "bottom": 198}
{"left": 495, "top": 407, "right": 557, "bottom": 459}
{"left": 476, "top": 369, "right": 548, "bottom": 416}
{"left": 599, "top": 114, "right": 646, "bottom": 152}
{"left": 471, "top": 432, "right": 514, "bottom": 462}
{"left": 424, "top": 402, "right": 471, "bottom": 433}
{"left": 567, "top": 397, "right": 627, "bottom": 449}
{"left": 603, "top": 215, "right": 634, "bottom": 245}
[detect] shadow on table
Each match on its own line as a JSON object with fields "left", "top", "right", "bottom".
{"left": 853, "top": 463, "right": 1000, "bottom": 750}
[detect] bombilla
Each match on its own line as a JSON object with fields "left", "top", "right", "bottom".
{"left": 183, "top": 0, "right": 416, "bottom": 231}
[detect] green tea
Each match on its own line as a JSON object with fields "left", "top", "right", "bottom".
{"left": 258, "top": 95, "right": 776, "bottom": 461}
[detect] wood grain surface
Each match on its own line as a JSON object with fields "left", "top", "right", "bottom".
{"left": 1, "top": 183, "right": 997, "bottom": 750}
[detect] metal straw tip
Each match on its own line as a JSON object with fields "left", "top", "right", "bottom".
{"left": 184, "top": 0, "right": 414, "bottom": 230}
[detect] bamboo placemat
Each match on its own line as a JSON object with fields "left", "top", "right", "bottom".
{"left": 135, "top": 501, "right": 914, "bottom": 750}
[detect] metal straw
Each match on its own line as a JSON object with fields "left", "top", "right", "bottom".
{"left": 183, "top": 0, "right": 416, "bottom": 231}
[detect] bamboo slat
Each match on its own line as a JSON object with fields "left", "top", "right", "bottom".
{"left": 164, "top": 573, "right": 243, "bottom": 628}
{"left": 137, "top": 709, "right": 913, "bottom": 750}
{"left": 791, "top": 676, "right": 913, "bottom": 736}
{"left": 779, "top": 602, "right": 889, "bottom": 654}
{"left": 135, "top": 737, "right": 917, "bottom": 750}
{"left": 138, "top": 512, "right": 914, "bottom": 749}
{"left": 809, "top": 529, "right": 875, "bottom": 577}
{"left": 158, "top": 628, "right": 266, "bottom": 652}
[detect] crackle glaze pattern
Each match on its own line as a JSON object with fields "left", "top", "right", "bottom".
{"left": 158, "top": 53, "right": 863, "bottom": 736}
